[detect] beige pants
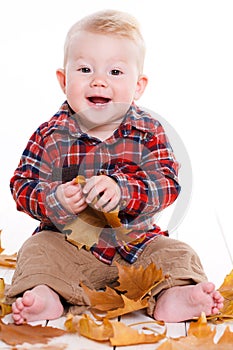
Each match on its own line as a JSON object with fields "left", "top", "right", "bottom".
{"left": 6, "top": 230, "right": 207, "bottom": 316}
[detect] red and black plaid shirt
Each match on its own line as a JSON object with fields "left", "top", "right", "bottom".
{"left": 10, "top": 102, "right": 180, "bottom": 264}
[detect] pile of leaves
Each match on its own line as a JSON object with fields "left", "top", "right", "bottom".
{"left": 65, "top": 312, "right": 233, "bottom": 348}
{"left": 80, "top": 261, "right": 168, "bottom": 320}
{"left": 64, "top": 259, "right": 168, "bottom": 347}
{"left": 64, "top": 265, "right": 233, "bottom": 347}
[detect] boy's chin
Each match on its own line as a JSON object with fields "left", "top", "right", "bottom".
{"left": 78, "top": 103, "right": 130, "bottom": 123}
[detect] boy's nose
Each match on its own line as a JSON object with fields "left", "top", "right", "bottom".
{"left": 90, "top": 76, "right": 108, "bottom": 88}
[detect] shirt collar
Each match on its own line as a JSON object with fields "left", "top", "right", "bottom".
{"left": 52, "top": 101, "right": 158, "bottom": 138}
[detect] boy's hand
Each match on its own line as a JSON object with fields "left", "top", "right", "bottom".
{"left": 83, "top": 175, "right": 121, "bottom": 212}
{"left": 56, "top": 178, "right": 88, "bottom": 214}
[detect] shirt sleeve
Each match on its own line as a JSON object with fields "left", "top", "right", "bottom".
{"left": 10, "top": 128, "right": 76, "bottom": 228}
{"left": 110, "top": 121, "right": 181, "bottom": 228}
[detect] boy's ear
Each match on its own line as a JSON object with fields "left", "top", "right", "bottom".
{"left": 134, "top": 74, "right": 148, "bottom": 100}
{"left": 56, "top": 68, "right": 66, "bottom": 94}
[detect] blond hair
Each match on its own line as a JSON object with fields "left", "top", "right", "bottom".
{"left": 63, "top": 9, "right": 146, "bottom": 73}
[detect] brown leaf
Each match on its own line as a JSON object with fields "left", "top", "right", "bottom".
{"left": 115, "top": 261, "right": 166, "bottom": 300}
{"left": 81, "top": 284, "right": 124, "bottom": 311}
{"left": 74, "top": 314, "right": 113, "bottom": 341}
{"left": 65, "top": 176, "right": 131, "bottom": 249}
{"left": 0, "top": 253, "right": 17, "bottom": 269}
{"left": 81, "top": 262, "right": 165, "bottom": 318}
{"left": 105, "top": 295, "right": 148, "bottom": 319}
{"left": 65, "top": 207, "right": 104, "bottom": 249}
{"left": 0, "top": 278, "right": 12, "bottom": 317}
{"left": 0, "top": 230, "right": 4, "bottom": 254}
{"left": 188, "top": 312, "right": 216, "bottom": 341}
{"left": 218, "top": 270, "right": 233, "bottom": 317}
{"left": 64, "top": 313, "right": 81, "bottom": 333}
{"left": 110, "top": 320, "right": 166, "bottom": 346}
{"left": 0, "top": 320, "right": 66, "bottom": 346}
{"left": 218, "top": 326, "right": 233, "bottom": 344}
{"left": 207, "top": 269, "right": 233, "bottom": 323}
{"left": 158, "top": 313, "right": 233, "bottom": 349}
{"left": 65, "top": 313, "right": 166, "bottom": 346}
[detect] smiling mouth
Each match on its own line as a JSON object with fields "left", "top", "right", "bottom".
{"left": 87, "top": 96, "right": 111, "bottom": 105}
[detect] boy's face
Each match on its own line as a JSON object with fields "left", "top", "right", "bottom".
{"left": 57, "top": 31, "right": 147, "bottom": 129}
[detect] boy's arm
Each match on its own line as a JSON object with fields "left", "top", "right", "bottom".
{"left": 10, "top": 129, "right": 77, "bottom": 228}
{"left": 110, "top": 121, "right": 180, "bottom": 225}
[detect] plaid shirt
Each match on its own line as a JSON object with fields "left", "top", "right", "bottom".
{"left": 10, "top": 101, "right": 180, "bottom": 264}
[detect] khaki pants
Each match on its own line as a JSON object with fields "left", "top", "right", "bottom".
{"left": 6, "top": 230, "right": 207, "bottom": 316}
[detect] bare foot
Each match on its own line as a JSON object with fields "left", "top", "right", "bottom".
{"left": 153, "top": 282, "right": 224, "bottom": 323}
{"left": 11, "top": 285, "right": 64, "bottom": 324}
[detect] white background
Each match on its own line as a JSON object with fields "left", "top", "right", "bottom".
{"left": 0, "top": 0, "right": 233, "bottom": 286}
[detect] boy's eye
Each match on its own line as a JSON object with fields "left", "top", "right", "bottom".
{"left": 78, "top": 67, "right": 91, "bottom": 73}
{"left": 110, "top": 69, "right": 122, "bottom": 76}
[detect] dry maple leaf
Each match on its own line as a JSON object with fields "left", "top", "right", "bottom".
{"left": 105, "top": 294, "right": 149, "bottom": 319}
{"left": 0, "top": 253, "right": 17, "bottom": 269}
{"left": 217, "top": 269, "right": 233, "bottom": 318}
{"left": 188, "top": 312, "right": 216, "bottom": 341}
{"left": 110, "top": 320, "right": 166, "bottom": 346}
{"left": 0, "top": 230, "right": 4, "bottom": 254}
{"left": 65, "top": 313, "right": 166, "bottom": 346}
{"left": 158, "top": 312, "right": 233, "bottom": 350}
{"left": 0, "top": 320, "right": 67, "bottom": 346}
{"left": 77, "top": 314, "right": 114, "bottom": 341}
{"left": 64, "top": 176, "right": 130, "bottom": 249}
{"left": 0, "top": 279, "right": 12, "bottom": 317}
{"left": 115, "top": 261, "right": 167, "bottom": 300}
{"left": 207, "top": 269, "right": 233, "bottom": 323}
{"left": 81, "top": 262, "right": 166, "bottom": 317}
{"left": 65, "top": 207, "right": 104, "bottom": 249}
{"left": 81, "top": 284, "right": 124, "bottom": 311}
{"left": 218, "top": 325, "right": 233, "bottom": 345}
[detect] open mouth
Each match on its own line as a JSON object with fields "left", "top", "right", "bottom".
{"left": 87, "top": 96, "right": 111, "bottom": 105}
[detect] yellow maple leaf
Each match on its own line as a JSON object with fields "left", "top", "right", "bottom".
{"left": 106, "top": 295, "right": 149, "bottom": 319}
{"left": 115, "top": 261, "right": 167, "bottom": 300}
{"left": 110, "top": 320, "right": 166, "bottom": 346}
{"left": 81, "top": 262, "right": 165, "bottom": 318}
{"left": 218, "top": 326, "right": 233, "bottom": 345}
{"left": 80, "top": 284, "right": 124, "bottom": 312}
{"left": 65, "top": 313, "right": 166, "bottom": 346}
{"left": 207, "top": 270, "right": 233, "bottom": 323}
{"left": 77, "top": 314, "right": 113, "bottom": 341}
{"left": 188, "top": 312, "right": 216, "bottom": 340}
{"left": 158, "top": 313, "right": 233, "bottom": 349}
{"left": 0, "top": 278, "right": 12, "bottom": 317}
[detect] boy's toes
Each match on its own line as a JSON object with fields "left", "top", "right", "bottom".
{"left": 212, "top": 304, "right": 223, "bottom": 314}
{"left": 202, "top": 282, "right": 215, "bottom": 294}
{"left": 12, "top": 313, "right": 23, "bottom": 324}
{"left": 12, "top": 300, "right": 22, "bottom": 314}
{"left": 14, "top": 297, "right": 25, "bottom": 311}
{"left": 213, "top": 290, "right": 224, "bottom": 302}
